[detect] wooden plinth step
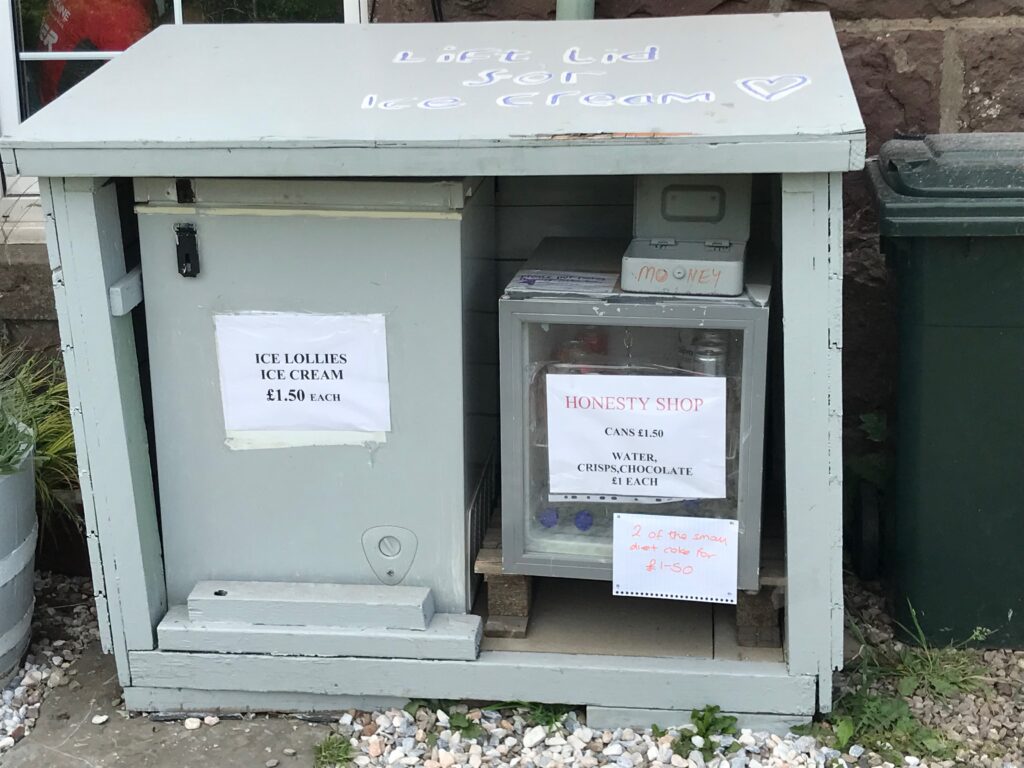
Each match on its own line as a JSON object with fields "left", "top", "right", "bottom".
{"left": 158, "top": 606, "right": 481, "bottom": 661}
{"left": 187, "top": 581, "right": 435, "bottom": 630}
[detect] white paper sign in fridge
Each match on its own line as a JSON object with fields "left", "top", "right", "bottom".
{"left": 612, "top": 512, "right": 738, "bottom": 603}
{"left": 546, "top": 373, "right": 726, "bottom": 499}
{"left": 214, "top": 312, "right": 391, "bottom": 434}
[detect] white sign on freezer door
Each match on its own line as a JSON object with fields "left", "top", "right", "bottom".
{"left": 214, "top": 312, "right": 392, "bottom": 442}
{"left": 546, "top": 373, "right": 726, "bottom": 499}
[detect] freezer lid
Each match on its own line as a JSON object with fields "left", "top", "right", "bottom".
{"left": 3, "top": 14, "right": 865, "bottom": 178}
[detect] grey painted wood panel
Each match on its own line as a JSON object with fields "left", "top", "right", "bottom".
{"left": 187, "top": 582, "right": 435, "bottom": 630}
{"left": 40, "top": 178, "right": 113, "bottom": 655}
{"left": 159, "top": 606, "right": 481, "bottom": 660}
{"left": 3, "top": 139, "right": 865, "bottom": 180}
{"left": 496, "top": 205, "right": 632, "bottom": 263}
{"left": 130, "top": 650, "right": 814, "bottom": 714}
{"left": 585, "top": 706, "right": 811, "bottom": 734}
{"left": 5, "top": 15, "right": 864, "bottom": 177}
{"left": 41, "top": 177, "right": 166, "bottom": 679}
{"left": 496, "top": 177, "right": 633, "bottom": 208}
{"left": 780, "top": 173, "right": 842, "bottom": 706}
{"left": 123, "top": 686, "right": 405, "bottom": 714}
{"left": 826, "top": 172, "right": 846, "bottom": 695}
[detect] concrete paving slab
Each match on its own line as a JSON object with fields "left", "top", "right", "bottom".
{"left": 3, "top": 643, "right": 340, "bottom": 768}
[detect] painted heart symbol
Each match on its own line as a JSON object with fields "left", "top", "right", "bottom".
{"left": 736, "top": 75, "right": 811, "bottom": 103}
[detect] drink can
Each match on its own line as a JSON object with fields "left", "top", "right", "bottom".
{"left": 692, "top": 343, "right": 726, "bottom": 376}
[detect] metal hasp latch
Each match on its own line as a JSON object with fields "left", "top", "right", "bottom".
{"left": 174, "top": 223, "right": 199, "bottom": 278}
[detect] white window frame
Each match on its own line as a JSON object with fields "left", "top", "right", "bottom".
{"left": 0, "top": 0, "right": 369, "bottom": 138}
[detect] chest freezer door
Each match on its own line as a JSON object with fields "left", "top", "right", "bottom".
{"left": 135, "top": 179, "right": 472, "bottom": 613}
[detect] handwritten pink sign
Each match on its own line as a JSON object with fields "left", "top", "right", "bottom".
{"left": 612, "top": 512, "right": 738, "bottom": 603}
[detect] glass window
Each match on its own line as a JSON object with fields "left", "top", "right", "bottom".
{"left": 182, "top": 0, "right": 341, "bottom": 24}
{"left": 11, "top": 0, "right": 344, "bottom": 118}
{"left": 16, "top": 0, "right": 166, "bottom": 114}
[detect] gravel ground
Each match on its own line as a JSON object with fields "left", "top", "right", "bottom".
{"left": 840, "top": 581, "right": 1023, "bottom": 768}
{"left": 1, "top": 571, "right": 1020, "bottom": 768}
{"left": 0, "top": 572, "right": 99, "bottom": 753}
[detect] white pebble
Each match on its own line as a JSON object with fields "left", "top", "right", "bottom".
{"left": 203, "top": 716, "right": 220, "bottom": 726}
{"left": 183, "top": 717, "right": 202, "bottom": 730}
{"left": 523, "top": 725, "right": 547, "bottom": 749}
{"left": 691, "top": 735, "right": 705, "bottom": 749}
{"left": 20, "top": 671, "right": 41, "bottom": 688}
{"left": 603, "top": 743, "right": 624, "bottom": 757}
{"left": 91, "top": 714, "right": 109, "bottom": 725}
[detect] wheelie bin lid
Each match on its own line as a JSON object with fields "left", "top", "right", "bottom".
{"left": 867, "top": 134, "right": 1024, "bottom": 237}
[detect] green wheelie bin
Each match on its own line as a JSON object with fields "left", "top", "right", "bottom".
{"left": 868, "top": 134, "right": 1024, "bottom": 647}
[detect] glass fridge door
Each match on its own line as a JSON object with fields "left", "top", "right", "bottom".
{"left": 521, "top": 321, "right": 745, "bottom": 571}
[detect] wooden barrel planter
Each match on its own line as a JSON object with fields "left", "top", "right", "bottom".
{"left": 0, "top": 447, "right": 36, "bottom": 686}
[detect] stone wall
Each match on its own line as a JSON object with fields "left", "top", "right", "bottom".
{"left": 374, "top": 0, "right": 1023, "bottom": 449}
{"left": 0, "top": 193, "right": 59, "bottom": 355}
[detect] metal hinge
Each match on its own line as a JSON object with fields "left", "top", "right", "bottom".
{"left": 174, "top": 223, "right": 200, "bottom": 278}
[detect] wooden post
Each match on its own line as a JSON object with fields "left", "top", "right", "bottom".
{"left": 780, "top": 173, "right": 844, "bottom": 712}
{"left": 41, "top": 177, "right": 166, "bottom": 685}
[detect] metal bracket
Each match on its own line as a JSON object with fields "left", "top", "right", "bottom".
{"left": 108, "top": 266, "right": 143, "bottom": 317}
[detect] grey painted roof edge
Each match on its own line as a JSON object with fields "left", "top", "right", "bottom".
{"left": 3, "top": 12, "right": 866, "bottom": 177}
{"left": 3, "top": 129, "right": 865, "bottom": 151}
{"left": 4, "top": 135, "right": 867, "bottom": 178}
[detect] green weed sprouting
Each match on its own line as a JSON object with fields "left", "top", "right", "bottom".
{"left": 314, "top": 732, "right": 356, "bottom": 768}
{"left": 805, "top": 601, "right": 995, "bottom": 761}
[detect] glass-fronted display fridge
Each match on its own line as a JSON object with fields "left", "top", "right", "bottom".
{"left": 499, "top": 238, "right": 770, "bottom": 590}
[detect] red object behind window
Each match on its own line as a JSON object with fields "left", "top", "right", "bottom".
{"left": 37, "top": 0, "right": 155, "bottom": 104}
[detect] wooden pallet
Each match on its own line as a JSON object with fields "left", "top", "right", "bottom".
{"left": 473, "top": 520, "right": 532, "bottom": 639}
{"left": 736, "top": 538, "right": 786, "bottom": 648}
{"left": 474, "top": 518, "right": 786, "bottom": 647}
